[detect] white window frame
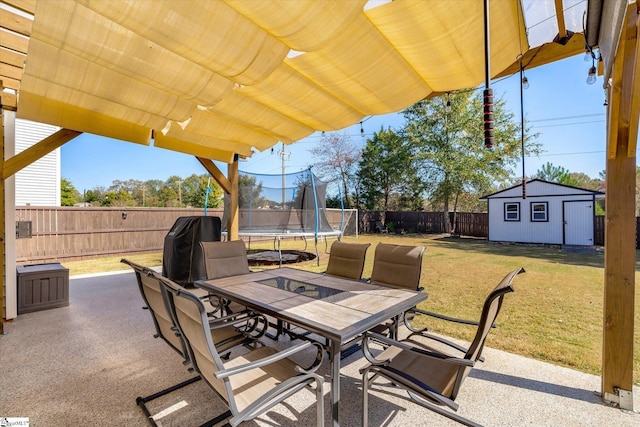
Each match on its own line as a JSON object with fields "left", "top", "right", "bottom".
{"left": 531, "top": 202, "right": 549, "bottom": 222}
{"left": 504, "top": 202, "right": 520, "bottom": 221}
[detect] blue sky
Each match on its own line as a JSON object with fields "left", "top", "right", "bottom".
{"left": 62, "top": 53, "right": 616, "bottom": 193}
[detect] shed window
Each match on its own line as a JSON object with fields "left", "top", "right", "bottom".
{"left": 531, "top": 202, "right": 548, "bottom": 222}
{"left": 504, "top": 202, "right": 520, "bottom": 221}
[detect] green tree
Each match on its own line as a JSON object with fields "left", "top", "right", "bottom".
{"left": 567, "top": 172, "right": 603, "bottom": 190}
{"left": 403, "top": 90, "right": 541, "bottom": 231}
{"left": 84, "top": 187, "right": 106, "bottom": 205}
{"left": 60, "top": 178, "right": 79, "bottom": 206}
{"left": 158, "top": 184, "right": 179, "bottom": 207}
{"left": 108, "top": 179, "right": 144, "bottom": 206}
{"left": 103, "top": 189, "right": 134, "bottom": 207}
{"left": 165, "top": 176, "right": 184, "bottom": 207}
{"left": 325, "top": 194, "right": 342, "bottom": 209}
{"left": 238, "top": 174, "right": 266, "bottom": 208}
{"left": 182, "top": 174, "right": 223, "bottom": 208}
{"left": 309, "top": 132, "right": 360, "bottom": 208}
{"left": 357, "top": 127, "right": 423, "bottom": 210}
{"left": 142, "top": 179, "right": 164, "bottom": 207}
{"left": 535, "top": 162, "right": 575, "bottom": 185}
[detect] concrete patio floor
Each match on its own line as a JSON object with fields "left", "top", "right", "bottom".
{"left": 1, "top": 270, "right": 638, "bottom": 426}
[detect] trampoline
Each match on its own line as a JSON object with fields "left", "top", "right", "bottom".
{"left": 222, "top": 168, "right": 345, "bottom": 265}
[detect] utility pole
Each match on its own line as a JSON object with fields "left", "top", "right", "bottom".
{"left": 277, "top": 143, "right": 289, "bottom": 207}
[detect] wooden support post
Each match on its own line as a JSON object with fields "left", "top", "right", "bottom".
{"left": 601, "top": 3, "right": 638, "bottom": 410}
{"left": 0, "top": 97, "right": 4, "bottom": 334}
{"left": 603, "top": 137, "right": 636, "bottom": 409}
{"left": 227, "top": 155, "right": 239, "bottom": 241}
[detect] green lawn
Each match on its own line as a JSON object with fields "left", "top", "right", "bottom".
{"left": 64, "top": 234, "right": 640, "bottom": 383}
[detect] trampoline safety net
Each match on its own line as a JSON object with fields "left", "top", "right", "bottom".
{"left": 222, "top": 168, "right": 342, "bottom": 237}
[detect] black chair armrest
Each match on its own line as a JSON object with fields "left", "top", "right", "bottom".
{"left": 360, "top": 332, "right": 475, "bottom": 368}
{"left": 414, "top": 307, "right": 480, "bottom": 326}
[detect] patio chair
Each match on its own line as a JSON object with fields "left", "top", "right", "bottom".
{"left": 367, "top": 243, "right": 426, "bottom": 339}
{"left": 200, "top": 239, "right": 290, "bottom": 341}
{"left": 168, "top": 284, "right": 326, "bottom": 427}
{"left": 201, "top": 240, "right": 251, "bottom": 278}
{"left": 152, "top": 271, "right": 268, "bottom": 353}
{"left": 369, "top": 243, "right": 425, "bottom": 291}
{"left": 200, "top": 240, "right": 252, "bottom": 316}
{"left": 121, "top": 259, "right": 266, "bottom": 426}
{"left": 337, "top": 243, "right": 425, "bottom": 358}
{"left": 121, "top": 259, "right": 189, "bottom": 359}
{"left": 360, "top": 267, "right": 525, "bottom": 427}
{"left": 325, "top": 240, "right": 371, "bottom": 280}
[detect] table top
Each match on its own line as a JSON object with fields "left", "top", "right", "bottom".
{"left": 196, "top": 267, "right": 427, "bottom": 344}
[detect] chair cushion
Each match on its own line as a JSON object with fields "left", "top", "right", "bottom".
{"left": 201, "top": 240, "right": 250, "bottom": 279}
{"left": 325, "top": 241, "right": 370, "bottom": 280}
{"left": 376, "top": 344, "right": 460, "bottom": 400}
{"left": 370, "top": 243, "right": 424, "bottom": 290}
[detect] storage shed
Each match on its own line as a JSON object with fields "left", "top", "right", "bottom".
{"left": 480, "top": 179, "right": 604, "bottom": 246}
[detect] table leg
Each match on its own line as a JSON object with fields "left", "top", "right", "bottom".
{"left": 265, "top": 318, "right": 285, "bottom": 340}
{"left": 391, "top": 314, "right": 399, "bottom": 340}
{"left": 329, "top": 339, "right": 341, "bottom": 426}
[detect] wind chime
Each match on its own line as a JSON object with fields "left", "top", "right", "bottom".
{"left": 484, "top": 0, "right": 527, "bottom": 199}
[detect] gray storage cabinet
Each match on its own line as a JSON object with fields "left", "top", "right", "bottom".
{"left": 17, "top": 263, "right": 69, "bottom": 314}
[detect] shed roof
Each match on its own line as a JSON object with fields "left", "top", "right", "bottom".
{"left": 479, "top": 179, "right": 606, "bottom": 200}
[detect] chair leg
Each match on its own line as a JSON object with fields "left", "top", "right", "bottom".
{"left": 362, "top": 368, "right": 371, "bottom": 427}
{"left": 315, "top": 377, "right": 325, "bottom": 427}
{"left": 199, "top": 410, "right": 232, "bottom": 427}
{"left": 409, "top": 396, "right": 483, "bottom": 427}
{"left": 136, "top": 375, "right": 202, "bottom": 426}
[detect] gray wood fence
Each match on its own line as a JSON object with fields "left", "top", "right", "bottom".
{"left": 14, "top": 208, "right": 618, "bottom": 264}
{"left": 361, "top": 211, "right": 613, "bottom": 246}
{"left": 14, "top": 207, "right": 355, "bottom": 263}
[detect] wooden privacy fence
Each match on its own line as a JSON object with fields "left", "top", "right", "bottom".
{"left": 13, "top": 208, "right": 625, "bottom": 263}
{"left": 15, "top": 207, "right": 355, "bottom": 264}
{"left": 359, "top": 211, "right": 488, "bottom": 237}
{"left": 592, "top": 216, "right": 640, "bottom": 247}
{"left": 360, "top": 211, "right": 623, "bottom": 247}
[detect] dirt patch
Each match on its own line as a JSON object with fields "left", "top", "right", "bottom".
{"left": 247, "top": 250, "right": 316, "bottom": 266}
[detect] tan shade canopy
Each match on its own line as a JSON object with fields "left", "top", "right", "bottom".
{"left": 11, "top": 0, "right": 584, "bottom": 163}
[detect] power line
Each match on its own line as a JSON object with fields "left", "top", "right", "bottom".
{"left": 531, "top": 119, "right": 605, "bottom": 129}
{"left": 529, "top": 150, "right": 605, "bottom": 158}
{"left": 528, "top": 113, "right": 605, "bottom": 123}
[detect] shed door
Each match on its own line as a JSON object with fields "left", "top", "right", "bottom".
{"left": 564, "top": 201, "right": 594, "bottom": 245}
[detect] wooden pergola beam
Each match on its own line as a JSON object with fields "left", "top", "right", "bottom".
{"left": 601, "top": 2, "right": 639, "bottom": 410}
{"left": 196, "top": 155, "right": 239, "bottom": 240}
{"left": 196, "top": 157, "right": 231, "bottom": 194}
{"left": 3, "top": 128, "right": 81, "bottom": 180}
{"left": 554, "top": 0, "right": 567, "bottom": 40}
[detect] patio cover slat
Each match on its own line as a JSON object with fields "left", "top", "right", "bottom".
{"left": 14, "top": 0, "right": 584, "bottom": 162}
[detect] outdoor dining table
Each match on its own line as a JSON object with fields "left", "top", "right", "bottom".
{"left": 195, "top": 267, "right": 427, "bottom": 426}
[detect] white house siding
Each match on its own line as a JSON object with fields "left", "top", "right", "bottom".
{"left": 15, "top": 119, "right": 60, "bottom": 206}
{"left": 484, "top": 180, "right": 600, "bottom": 245}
